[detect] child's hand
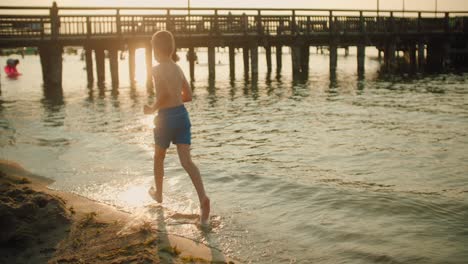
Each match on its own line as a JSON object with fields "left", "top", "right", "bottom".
{"left": 143, "top": 104, "right": 154, "bottom": 115}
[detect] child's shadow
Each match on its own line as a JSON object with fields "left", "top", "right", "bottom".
{"left": 148, "top": 205, "right": 228, "bottom": 263}
{"left": 200, "top": 224, "right": 227, "bottom": 263}
{"left": 153, "top": 206, "right": 175, "bottom": 263}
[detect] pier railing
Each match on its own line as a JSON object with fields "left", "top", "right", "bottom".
{"left": 0, "top": 6, "right": 467, "bottom": 41}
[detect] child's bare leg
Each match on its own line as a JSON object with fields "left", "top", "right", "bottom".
{"left": 176, "top": 144, "right": 210, "bottom": 224}
{"left": 151, "top": 145, "right": 167, "bottom": 203}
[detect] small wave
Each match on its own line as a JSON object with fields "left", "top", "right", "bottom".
{"left": 35, "top": 137, "right": 72, "bottom": 147}
{"left": 342, "top": 248, "right": 429, "bottom": 264}
{"left": 319, "top": 178, "right": 395, "bottom": 189}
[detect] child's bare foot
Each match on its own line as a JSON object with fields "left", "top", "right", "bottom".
{"left": 200, "top": 196, "right": 210, "bottom": 226}
{"left": 148, "top": 186, "right": 162, "bottom": 203}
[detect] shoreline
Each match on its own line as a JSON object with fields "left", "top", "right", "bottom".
{"left": 0, "top": 159, "right": 235, "bottom": 264}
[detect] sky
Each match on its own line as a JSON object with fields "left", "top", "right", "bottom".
{"left": 2, "top": 0, "right": 468, "bottom": 11}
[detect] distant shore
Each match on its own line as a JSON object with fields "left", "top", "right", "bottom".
{"left": 0, "top": 160, "right": 234, "bottom": 264}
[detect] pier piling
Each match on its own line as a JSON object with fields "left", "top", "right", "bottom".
{"left": 128, "top": 45, "right": 136, "bottom": 85}
{"left": 442, "top": 41, "right": 451, "bottom": 69}
{"left": 409, "top": 45, "right": 417, "bottom": 72}
{"left": 329, "top": 44, "right": 338, "bottom": 73}
{"left": 84, "top": 46, "right": 94, "bottom": 86}
{"left": 291, "top": 45, "right": 300, "bottom": 75}
{"left": 251, "top": 45, "right": 258, "bottom": 77}
{"left": 291, "top": 43, "right": 309, "bottom": 76}
{"left": 109, "top": 48, "right": 119, "bottom": 88}
{"left": 188, "top": 47, "right": 196, "bottom": 81}
{"left": 95, "top": 48, "right": 105, "bottom": 87}
{"left": 357, "top": 44, "right": 365, "bottom": 75}
{"left": 384, "top": 41, "right": 396, "bottom": 72}
{"left": 426, "top": 40, "right": 451, "bottom": 72}
{"left": 229, "top": 46, "right": 235, "bottom": 78}
{"left": 208, "top": 46, "right": 216, "bottom": 79}
{"left": 145, "top": 44, "right": 153, "bottom": 89}
{"left": 243, "top": 46, "right": 249, "bottom": 76}
{"left": 265, "top": 46, "right": 272, "bottom": 72}
{"left": 276, "top": 45, "right": 282, "bottom": 72}
{"left": 300, "top": 45, "right": 310, "bottom": 74}
{"left": 39, "top": 44, "right": 63, "bottom": 90}
{"left": 418, "top": 40, "right": 425, "bottom": 71}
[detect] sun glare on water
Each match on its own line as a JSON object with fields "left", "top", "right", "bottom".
{"left": 118, "top": 184, "right": 152, "bottom": 207}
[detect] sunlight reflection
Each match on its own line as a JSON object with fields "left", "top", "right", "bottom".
{"left": 118, "top": 184, "right": 152, "bottom": 207}
{"left": 141, "top": 114, "right": 155, "bottom": 129}
{"left": 134, "top": 48, "right": 150, "bottom": 86}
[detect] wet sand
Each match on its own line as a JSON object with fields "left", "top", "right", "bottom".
{"left": 0, "top": 160, "right": 234, "bottom": 264}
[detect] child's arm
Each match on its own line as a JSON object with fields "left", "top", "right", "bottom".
{"left": 180, "top": 68, "right": 192, "bottom": 102}
{"left": 181, "top": 78, "right": 192, "bottom": 102}
{"left": 143, "top": 96, "right": 161, "bottom": 115}
{"left": 143, "top": 68, "right": 162, "bottom": 115}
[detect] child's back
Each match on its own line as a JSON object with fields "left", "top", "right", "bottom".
{"left": 152, "top": 62, "right": 188, "bottom": 109}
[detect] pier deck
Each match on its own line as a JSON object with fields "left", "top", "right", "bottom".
{"left": 1, "top": 4, "right": 467, "bottom": 89}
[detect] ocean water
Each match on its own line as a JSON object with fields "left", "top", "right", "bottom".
{"left": 1, "top": 47, "right": 468, "bottom": 263}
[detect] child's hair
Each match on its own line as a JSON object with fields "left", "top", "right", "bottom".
{"left": 151, "top": 30, "right": 179, "bottom": 62}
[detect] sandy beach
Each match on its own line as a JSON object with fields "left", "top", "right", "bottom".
{"left": 0, "top": 160, "right": 235, "bottom": 264}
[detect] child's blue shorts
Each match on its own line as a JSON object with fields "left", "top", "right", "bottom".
{"left": 153, "top": 105, "right": 191, "bottom": 149}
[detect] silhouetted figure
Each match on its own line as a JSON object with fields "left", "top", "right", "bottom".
{"left": 144, "top": 30, "right": 211, "bottom": 226}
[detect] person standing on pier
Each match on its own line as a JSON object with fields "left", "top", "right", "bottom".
{"left": 143, "top": 30, "right": 210, "bottom": 226}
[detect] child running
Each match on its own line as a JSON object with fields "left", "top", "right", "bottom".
{"left": 144, "top": 30, "right": 210, "bottom": 225}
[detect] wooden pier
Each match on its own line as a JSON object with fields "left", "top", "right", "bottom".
{"left": 1, "top": 3, "right": 468, "bottom": 91}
